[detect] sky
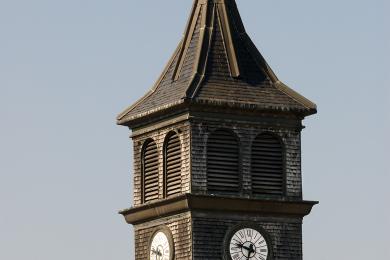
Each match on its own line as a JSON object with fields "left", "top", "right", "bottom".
{"left": 0, "top": 0, "right": 389, "bottom": 259}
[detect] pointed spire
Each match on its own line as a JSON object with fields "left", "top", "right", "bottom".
{"left": 173, "top": 0, "right": 242, "bottom": 81}
{"left": 117, "top": 0, "right": 316, "bottom": 126}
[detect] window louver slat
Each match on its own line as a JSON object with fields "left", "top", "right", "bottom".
{"left": 142, "top": 140, "right": 159, "bottom": 203}
{"left": 167, "top": 155, "right": 181, "bottom": 161}
{"left": 207, "top": 153, "right": 238, "bottom": 159}
{"left": 207, "top": 130, "right": 239, "bottom": 193}
{"left": 167, "top": 180, "right": 182, "bottom": 187}
{"left": 144, "top": 161, "right": 158, "bottom": 167}
{"left": 166, "top": 166, "right": 181, "bottom": 173}
{"left": 144, "top": 176, "right": 158, "bottom": 183}
{"left": 252, "top": 134, "right": 284, "bottom": 196}
{"left": 208, "top": 179, "right": 239, "bottom": 185}
{"left": 166, "top": 161, "right": 181, "bottom": 167}
{"left": 167, "top": 139, "right": 180, "bottom": 146}
{"left": 164, "top": 133, "right": 182, "bottom": 197}
{"left": 208, "top": 160, "right": 239, "bottom": 166}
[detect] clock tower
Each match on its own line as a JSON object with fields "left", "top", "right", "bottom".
{"left": 117, "top": 0, "right": 318, "bottom": 259}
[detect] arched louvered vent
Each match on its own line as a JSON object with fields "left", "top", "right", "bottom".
{"left": 142, "top": 140, "right": 159, "bottom": 203}
{"left": 252, "top": 134, "right": 284, "bottom": 196}
{"left": 207, "top": 129, "right": 240, "bottom": 193}
{"left": 164, "top": 132, "right": 182, "bottom": 197}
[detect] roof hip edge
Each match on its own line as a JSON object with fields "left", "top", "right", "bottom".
{"left": 117, "top": 99, "right": 187, "bottom": 126}
{"left": 172, "top": 0, "right": 202, "bottom": 81}
{"left": 116, "top": 41, "right": 184, "bottom": 122}
{"left": 274, "top": 81, "right": 317, "bottom": 112}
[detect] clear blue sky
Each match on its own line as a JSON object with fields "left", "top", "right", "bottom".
{"left": 1, "top": 0, "right": 389, "bottom": 259}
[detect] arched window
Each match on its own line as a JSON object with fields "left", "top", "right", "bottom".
{"left": 207, "top": 129, "right": 240, "bottom": 193}
{"left": 251, "top": 133, "right": 284, "bottom": 196}
{"left": 142, "top": 139, "right": 159, "bottom": 203}
{"left": 163, "top": 132, "right": 182, "bottom": 198}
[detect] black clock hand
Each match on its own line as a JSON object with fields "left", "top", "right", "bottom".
{"left": 236, "top": 243, "right": 254, "bottom": 258}
{"left": 151, "top": 249, "right": 158, "bottom": 260}
{"left": 249, "top": 244, "right": 255, "bottom": 255}
{"left": 152, "top": 249, "right": 162, "bottom": 258}
{"left": 237, "top": 244, "right": 253, "bottom": 252}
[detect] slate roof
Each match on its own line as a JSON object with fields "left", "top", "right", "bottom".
{"left": 117, "top": 0, "right": 317, "bottom": 126}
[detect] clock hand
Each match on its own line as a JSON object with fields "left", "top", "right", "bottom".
{"left": 236, "top": 243, "right": 253, "bottom": 258}
{"left": 236, "top": 243, "right": 250, "bottom": 249}
{"left": 152, "top": 249, "right": 163, "bottom": 259}
{"left": 249, "top": 244, "right": 255, "bottom": 252}
{"left": 237, "top": 244, "right": 253, "bottom": 252}
{"left": 151, "top": 249, "right": 158, "bottom": 260}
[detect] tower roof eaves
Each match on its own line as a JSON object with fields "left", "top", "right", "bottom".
{"left": 116, "top": 41, "right": 184, "bottom": 122}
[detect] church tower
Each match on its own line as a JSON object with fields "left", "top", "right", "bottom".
{"left": 117, "top": 0, "right": 318, "bottom": 259}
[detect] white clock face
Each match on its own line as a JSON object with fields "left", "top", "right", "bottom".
{"left": 149, "top": 231, "right": 171, "bottom": 260}
{"left": 229, "top": 228, "right": 269, "bottom": 260}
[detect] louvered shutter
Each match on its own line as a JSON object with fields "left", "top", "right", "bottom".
{"left": 142, "top": 140, "right": 159, "bottom": 203}
{"left": 251, "top": 134, "right": 284, "bottom": 196}
{"left": 207, "top": 130, "right": 240, "bottom": 193}
{"left": 164, "top": 133, "right": 182, "bottom": 197}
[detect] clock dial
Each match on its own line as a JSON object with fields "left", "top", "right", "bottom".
{"left": 149, "top": 231, "right": 171, "bottom": 260}
{"left": 229, "top": 228, "right": 269, "bottom": 260}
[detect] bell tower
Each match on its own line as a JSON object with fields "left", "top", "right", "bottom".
{"left": 117, "top": 0, "right": 318, "bottom": 259}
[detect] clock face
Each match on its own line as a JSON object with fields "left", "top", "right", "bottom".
{"left": 229, "top": 228, "right": 269, "bottom": 260}
{"left": 149, "top": 231, "right": 172, "bottom": 260}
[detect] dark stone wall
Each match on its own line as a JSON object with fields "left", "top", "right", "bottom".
{"left": 134, "top": 212, "right": 192, "bottom": 260}
{"left": 190, "top": 116, "right": 303, "bottom": 199}
{"left": 192, "top": 212, "right": 303, "bottom": 260}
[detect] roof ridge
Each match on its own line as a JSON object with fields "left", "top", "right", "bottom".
{"left": 174, "top": 0, "right": 243, "bottom": 88}
{"left": 184, "top": 0, "right": 248, "bottom": 99}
